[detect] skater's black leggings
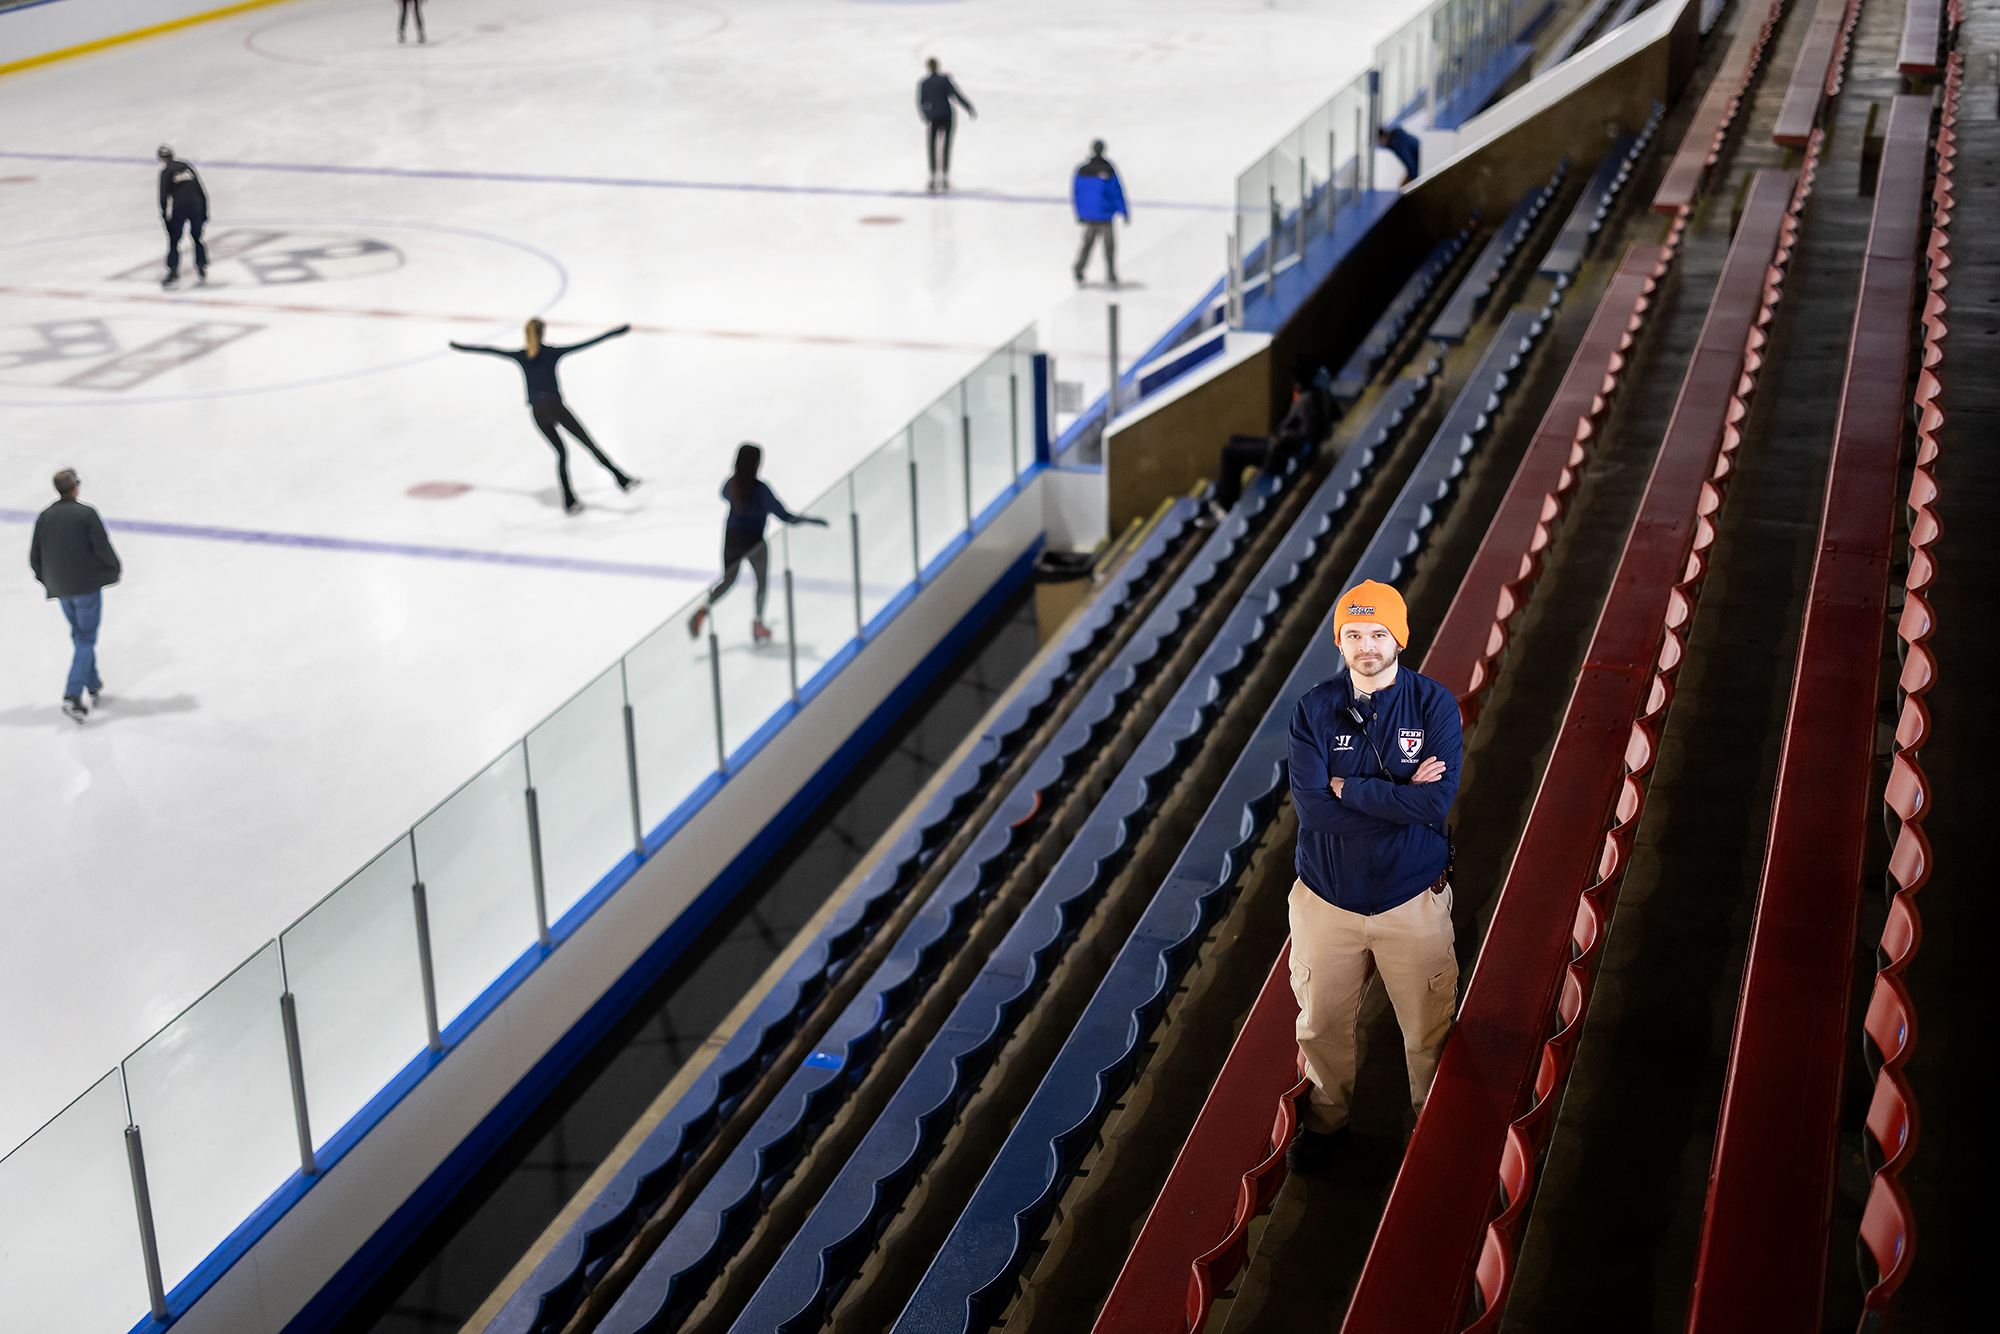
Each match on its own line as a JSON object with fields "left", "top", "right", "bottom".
{"left": 926, "top": 116, "right": 954, "bottom": 177}
{"left": 165, "top": 208, "right": 207, "bottom": 280}
{"left": 399, "top": 0, "right": 424, "bottom": 39}
{"left": 706, "top": 530, "right": 770, "bottom": 618}
{"left": 531, "top": 397, "right": 628, "bottom": 507}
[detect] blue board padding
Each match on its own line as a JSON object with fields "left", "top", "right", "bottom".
{"left": 1427, "top": 163, "right": 1567, "bottom": 344}
{"left": 724, "top": 367, "right": 1438, "bottom": 1334}
{"left": 891, "top": 305, "right": 1553, "bottom": 1334}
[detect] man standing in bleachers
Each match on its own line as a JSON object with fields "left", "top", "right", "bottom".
{"left": 1283, "top": 581, "right": 1462, "bottom": 1169}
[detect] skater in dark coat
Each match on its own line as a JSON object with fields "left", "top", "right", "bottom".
{"left": 28, "top": 469, "right": 121, "bottom": 724}
{"left": 917, "top": 57, "right": 976, "bottom": 192}
{"left": 156, "top": 145, "right": 208, "bottom": 289}
{"left": 449, "top": 319, "right": 640, "bottom": 515}
{"left": 687, "top": 443, "right": 828, "bottom": 644}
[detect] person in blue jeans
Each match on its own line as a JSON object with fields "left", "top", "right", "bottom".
{"left": 1071, "top": 139, "right": 1129, "bottom": 287}
{"left": 28, "top": 469, "right": 122, "bottom": 724}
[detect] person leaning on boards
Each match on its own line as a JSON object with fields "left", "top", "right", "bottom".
{"left": 1284, "top": 580, "right": 1463, "bottom": 1170}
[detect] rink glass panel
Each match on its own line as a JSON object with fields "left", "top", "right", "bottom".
{"left": 410, "top": 744, "right": 542, "bottom": 1029}
{"left": 121, "top": 942, "right": 295, "bottom": 1292}
{"left": 525, "top": 666, "right": 634, "bottom": 923}
{"left": 851, "top": 434, "right": 917, "bottom": 625}
{"left": 784, "top": 482, "right": 861, "bottom": 690}
{"left": 965, "top": 344, "right": 1019, "bottom": 518}
{"left": 280, "top": 836, "right": 429, "bottom": 1153}
{"left": 706, "top": 544, "right": 796, "bottom": 758}
{"left": 625, "top": 608, "right": 726, "bottom": 829}
{"left": 910, "top": 397, "right": 968, "bottom": 571}
{"left": 0, "top": 1070, "right": 152, "bottom": 1332}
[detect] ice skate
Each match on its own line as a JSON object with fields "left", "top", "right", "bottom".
{"left": 62, "top": 696, "right": 87, "bottom": 725}
{"left": 751, "top": 619, "right": 773, "bottom": 645}
{"left": 687, "top": 605, "right": 709, "bottom": 639}
{"left": 563, "top": 498, "right": 584, "bottom": 516}
{"left": 617, "top": 475, "right": 642, "bottom": 493}
{"left": 161, "top": 273, "right": 179, "bottom": 290}
{"left": 88, "top": 685, "right": 103, "bottom": 705}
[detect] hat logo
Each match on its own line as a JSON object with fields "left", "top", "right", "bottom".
{"left": 1347, "top": 604, "right": 1374, "bottom": 616}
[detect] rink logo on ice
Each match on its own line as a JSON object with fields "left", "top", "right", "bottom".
{"left": 109, "top": 230, "right": 406, "bottom": 286}
{"left": 0, "top": 319, "right": 264, "bottom": 392}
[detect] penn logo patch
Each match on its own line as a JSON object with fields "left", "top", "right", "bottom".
{"left": 1347, "top": 603, "right": 1375, "bottom": 616}
{"left": 1397, "top": 729, "right": 1424, "bottom": 760}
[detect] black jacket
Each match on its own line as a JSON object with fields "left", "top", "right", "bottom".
{"left": 918, "top": 72, "right": 973, "bottom": 123}
{"left": 29, "top": 499, "right": 122, "bottom": 599}
{"left": 158, "top": 158, "right": 207, "bottom": 219}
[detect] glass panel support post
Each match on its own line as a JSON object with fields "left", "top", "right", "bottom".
{"left": 1297, "top": 157, "right": 1307, "bottom": 258}
{"left": 848, "top": 510, "right": 864, "bottom": 635}
{"left": 124, "top": 1123, "right": 170, "bottom": 1323}
{"left": 1106, "top": 302, "right": 1121, "bottom": 423}
{"left": 279, "top": 991, "right": 317, "bottom": 1176}
{"left": 524, "top": 786, "right": 551, "bottom": 948}
{"left": 784, "top": 568, "right": 800, "bottom": 704}
{"left": 622, "top": 696, "right": 645, "bottom": 860}
{"left": 707, "top": 631, "right": 727, "bottom": 771}
{"left": 410, "top": 879, "right": 443, "bottom": 1051}
{"left": 906, "top": 451, "right": 922, "bottom": 582}
{"left": 1008, "top": 365, "right": 1021, "bottom": 478}
{"left": 960, "top": 384, "right": 973, "bottom": 529}
{"left": 1227, "top": 231, "right": 1242, "bottom": 327}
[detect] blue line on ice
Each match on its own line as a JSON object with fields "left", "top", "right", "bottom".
{"left": 0, "top": 151, "right": 1231, "bottom": 211}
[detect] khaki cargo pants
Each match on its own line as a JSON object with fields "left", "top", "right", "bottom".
{"left": 1288, "top": 878, "right": 1458, "bottom": 1133}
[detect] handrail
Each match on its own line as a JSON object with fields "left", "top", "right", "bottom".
{"left": 1684, "top": 89, "right": 1929, "bottom": 1332}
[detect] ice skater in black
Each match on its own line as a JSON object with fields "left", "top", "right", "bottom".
{"left": 449, "top": 319, "right": 640, "bottom": 515}
{"left": 398, "top": 0, "right": 426, "bottom": 44}
{"left": 687, "top": 443, "right": 829, "bottom": 644}
{"left": 156, "top": 145, "right": 208, "bottom": 289}
{"left": 917, "top": 57, "right": 976, "bottom": 192}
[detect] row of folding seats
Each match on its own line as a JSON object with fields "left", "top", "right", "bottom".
{"left": 1537, "top": 104, "right": 1663, "bottom": 282}
{"left": 717, "top": 357, "right": 1442, "bottom": 1334}
{"left": 1685, "top": 48, "right": 1959, "bottom": 1328}
{"left": 1342, "top": 125, "right": 1823, "bottom": 1330}
{"left": 1107, "top": 135, "right": 1693, "bottom": 1334}
{"left": 1429, "top": 164, "right": 1568, "bottom": 344}
{"left": 558, "top": 474, "right": 1319, "bottom": 1334}
{"left": 478, "top": 495, "right": 1213, "bottom": 1332}
{"left": 1331, "top": 219, "right": 1476, "bottom": 404}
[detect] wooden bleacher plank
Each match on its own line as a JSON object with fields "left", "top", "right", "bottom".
{"left": 1655, "top": 0, "right": 1787, "bottom": 213}
{"left": 1683, "top": 94, "right": 1930, "bottom": 1333}
{"left": 1773, "top": 0, "right": 1854, "bottom": 146}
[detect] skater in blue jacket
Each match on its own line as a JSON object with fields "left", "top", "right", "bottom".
{"left": 1071, "top": 140, "right": 1128, "bottom": 287}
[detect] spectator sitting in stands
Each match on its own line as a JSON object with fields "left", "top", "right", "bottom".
{"left": 1377, "top": 124, "right": 1422, "bottom": 187}
{"left": 1203, "top": 358, "right": 1335, "bottom": 525}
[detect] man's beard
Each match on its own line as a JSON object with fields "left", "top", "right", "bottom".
{"left": 1346, "top": 648, "right": 1397, "bottom": 677}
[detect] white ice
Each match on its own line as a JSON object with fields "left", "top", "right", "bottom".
{"left": 0, "top": 0, "right": 1426, "bottom": 1155}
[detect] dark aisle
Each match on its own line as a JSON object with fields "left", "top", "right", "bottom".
{"left": 333, "top": 589, "right": 1042, "bottom": 1334}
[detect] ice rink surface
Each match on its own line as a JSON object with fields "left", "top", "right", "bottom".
{"left": 0, "top": 0, "right": 1421, "bottom": 1154}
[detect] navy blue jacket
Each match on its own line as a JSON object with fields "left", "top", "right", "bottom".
{"left": 1381, "top": 126, "right": 1422, "bottom": 182}
{"left": 1288, "top": 666, "right": 1461, "bottom": 914}
{"left": 722, "top": 480, "right": 804, "bottom": 542}
{"left": 918, "top": 73, "right": 974, "bottom": 123}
